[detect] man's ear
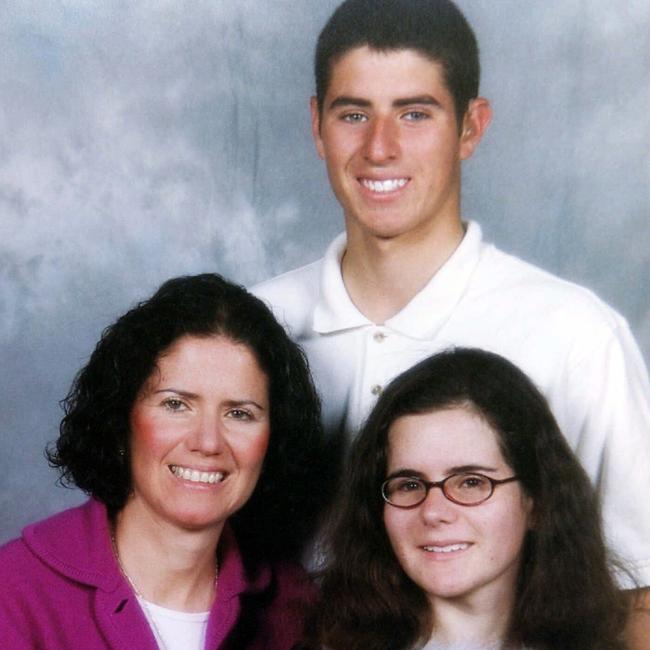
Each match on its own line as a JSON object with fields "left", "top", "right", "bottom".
{"left": 459, "top": 97, "right": 492, "bottom": 161}
{"left": 310, "top": 96, "right": 326, "bottom": 160}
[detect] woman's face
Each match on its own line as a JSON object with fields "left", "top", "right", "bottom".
{"left": 383, "top": 407, "right": 532, "bottom": 609}
{"left": 126, "top": 334, "right": 270, "bottom": 533}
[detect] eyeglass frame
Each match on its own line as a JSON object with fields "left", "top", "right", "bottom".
{"left": 381, "top": 472, "right": 519, "bottom": 508}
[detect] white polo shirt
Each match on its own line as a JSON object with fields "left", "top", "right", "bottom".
{"left": 252, "top": 221, "right": 650, "bottom": 586}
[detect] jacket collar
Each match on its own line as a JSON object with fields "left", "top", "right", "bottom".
{"left": 23, "top": 499, "right": 156, "bottom": 648}
{"left": 22, "top": 499, "right": 274, "bottom": 648}
{"left": 23, "top": 497, "right": 122, "bottom": 592}
{"left": 23, "top": 498, "right": 271, "bottom": 597}
{"left": 216, "top": 524, "right": 272, "bottom": 601}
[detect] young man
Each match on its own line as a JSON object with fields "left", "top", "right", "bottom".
{"left": 253, "top": 0, "right": 649, "bottom": 639}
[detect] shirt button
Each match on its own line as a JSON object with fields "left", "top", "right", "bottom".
{"left": 371, "top": 384, "right": 383, "bottom": 396}
{"left": 373, "top": 331, "right": 387, "bottom": 342}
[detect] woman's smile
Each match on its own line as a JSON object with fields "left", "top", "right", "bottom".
{"left": 168, "top": 464, "right": 227, "bottom": 485}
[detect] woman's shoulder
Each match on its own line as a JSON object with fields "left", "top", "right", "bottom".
{"left": 221, "top": 525, "right": 316, "bottom": 603}
{"left": 270, "top": 558, "right": 317, "bottom": 605}
{"left": 0, "top": 536, "right": 43, "bottom": 646}
{"left": 0, "top": 530, "right": 73, "bottom": 640}
{"left": 0, "top": 505, "right": 82, "bottom": 584}
{"left": 0, "top": 499, "right": 118, "bottom": 590}
{"left": 251, "top": 559, "right": 316, "bottom": 650}
{"left": 16, "top": 499, "right": 104, "bottom": 547}
{"left": 221, "top": 539, "right": 316, "bottom": 650}
{"left": 0, "top": 535, "right": 33, "bottom": 582}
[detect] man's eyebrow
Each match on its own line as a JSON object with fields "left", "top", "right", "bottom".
{"left": 393, "top": 95, "right": 442, "bottom": 108}
{"left": 327, "top": 95, "right": 443, "bottom": 111}
{"left": 328, "top": 96, "right": 372, "bottom": 110}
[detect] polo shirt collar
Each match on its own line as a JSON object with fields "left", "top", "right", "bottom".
{"left": 313, "top": 231, "right": 371, "bottom": 333}
{"left": 313, "top": 221, "right": 484, "bottom": 339}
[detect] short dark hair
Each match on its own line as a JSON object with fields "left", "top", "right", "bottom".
{"left": 315, "top": 0, "right": 480, "bottom": 124}
{"left": 48, "top": 273, "right": 324, "bottom": 560}
{"left": 306, "top": 348, "right": 630, "bottom": 649}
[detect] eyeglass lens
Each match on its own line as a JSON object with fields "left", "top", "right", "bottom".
{"left": 383, "top": 473, "right": 493, "bottom": 507}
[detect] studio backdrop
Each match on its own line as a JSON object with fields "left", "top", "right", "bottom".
{"left": 1, "top": 0, "right": 649, "bottom": 542}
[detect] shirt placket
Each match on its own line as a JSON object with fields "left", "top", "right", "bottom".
{"left": 355, "top": 325, "right": 393, "bottom": 430}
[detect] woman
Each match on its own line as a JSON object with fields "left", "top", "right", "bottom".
{"left": 0, "top": 273, "right": 324, "bottom": 649}
{"left": 305, "top": 348, "right": 631, "bottom": 650}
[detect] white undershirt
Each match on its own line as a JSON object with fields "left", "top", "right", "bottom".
{"left": 419, "top": 640, "right": 531, "bottom": 650}
{"left": 137, "top": 596, "right": 209, "bottom": 650}
{"left": 419, "top": 641, "right": 502, "bottom": 650}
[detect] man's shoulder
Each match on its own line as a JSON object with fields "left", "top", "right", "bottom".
{"left": 252, "top": 257, "right": 323, "bottom": 301}
{"left": 477, "top": 243, "right": 625, "bottom": 332}
{"left": 251, "top": 258, "right": 324, "bottom": 338}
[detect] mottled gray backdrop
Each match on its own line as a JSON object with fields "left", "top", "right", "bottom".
{"left": 1, "top": 1, "right": 649, "bottom": 543}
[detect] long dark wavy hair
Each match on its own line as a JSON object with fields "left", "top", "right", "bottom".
{"left": 47, "top": 273, "right": 325, "bottom": 561}
{"left": 305, "top": 348, "right": 631, "bottom": 649}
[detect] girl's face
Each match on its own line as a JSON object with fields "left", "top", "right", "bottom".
{"left": 383, "top": 407, "right": 532, "bottom": 610}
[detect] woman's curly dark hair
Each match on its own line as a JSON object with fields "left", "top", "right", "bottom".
{"left": 47, "top": 273, "right": 325, "bottom": 561}
{"left": 305, "top": 348, "right": 631, "bottom": 649}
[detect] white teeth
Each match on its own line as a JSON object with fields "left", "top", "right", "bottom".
{"left": 423, "top": 543, "right": 469, "bottom": 553}
{"left": 362, "top": 178, "right": 408, "bottom": 193}
{"left": 171, "top": 465, "right": 224, "bottom": 485}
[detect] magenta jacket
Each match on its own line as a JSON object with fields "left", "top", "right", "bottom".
{"left": 0, "top": 499, "right": 314, "bottom": 649}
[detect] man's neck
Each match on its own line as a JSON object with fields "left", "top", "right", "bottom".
{"left": 341, "top": 218, "right": 465, "bottom": 324}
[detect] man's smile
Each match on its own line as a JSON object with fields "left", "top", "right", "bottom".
{"left": 359, "top": 177, "right": 410, "bottom": 193}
